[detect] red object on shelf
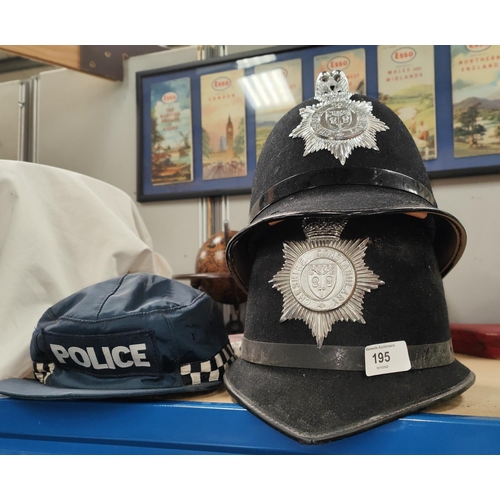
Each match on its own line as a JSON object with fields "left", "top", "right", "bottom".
{"left": 450, "top": 324, "right": 500, "bottom": 359}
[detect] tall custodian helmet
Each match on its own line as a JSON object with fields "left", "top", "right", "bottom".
{"left": 224, "top": 70, "right": 474, "bottom": 444}
{"left": 226, "top": 70, "right": 466, "bottom": 292}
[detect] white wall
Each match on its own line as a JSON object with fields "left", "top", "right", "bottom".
{"left": 433, "top": 174, "right": 500, "bottom": 323}
{"left": 12, "top": 45, "right": 500, "bottom": 324}
{"left": 0, "top": 80, "right": 20, "bottom": 160}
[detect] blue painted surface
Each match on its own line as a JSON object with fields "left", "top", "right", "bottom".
{"left": 0, "top": 396, "right": 498, "bottom": 454}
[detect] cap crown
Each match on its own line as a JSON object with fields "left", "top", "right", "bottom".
{"left": 30, "top": 273, "right": 232, "bottom": 393}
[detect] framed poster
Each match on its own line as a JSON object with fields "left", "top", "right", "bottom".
{"left": 137, "top": 45, "right": 500, "bottom": 202}
{"left": 377, "top": 45, "right": 438, "bottom": 161}
{"left": 148, "top": 77, "right": 194, "bottom": 186}
{"left": 451, "top": 45, "right": 500, "bottom": 158}
{"left": 200, "top": 68, "right": 247, "bottom": 180}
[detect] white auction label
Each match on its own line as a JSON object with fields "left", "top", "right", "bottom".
{"left": 364, "top": 340, "right": 411, "bottom": 377}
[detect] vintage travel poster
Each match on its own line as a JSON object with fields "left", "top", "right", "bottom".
{"left": 252, "top": 58, "right": 303, "bottom": 159}
{"left": 200, "top": 69, "right": 247, "bottom": 180}
{"left": 314, "top": 48, "right": 366, "bottom": 94}
{"left": 377, "top": 45, "right": 437, "bottom": 160}
{"left": 451, "top": 45, "right": 500, "bottom": 158}
{"left": 150, "top": 77, "right": 193, "bottom": 185}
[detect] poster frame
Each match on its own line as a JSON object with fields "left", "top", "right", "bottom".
{"left": 136, "top": 44, "right": 500, "bottom": 203}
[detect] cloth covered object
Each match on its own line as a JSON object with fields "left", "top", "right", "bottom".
{"left": 0, "top": 160, "right": 172, "bottom": 380}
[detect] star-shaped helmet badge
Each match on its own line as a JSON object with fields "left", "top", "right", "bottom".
{"left": 290, "top": 70, "right": 389, "bottom": 165}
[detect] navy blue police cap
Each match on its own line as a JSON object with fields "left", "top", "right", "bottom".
{"left": 0, "top": 273, "right": 235, "bottom": 399}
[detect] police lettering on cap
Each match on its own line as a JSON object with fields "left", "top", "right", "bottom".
{"left": 224, "top": 71, "right": 474, "bottom": 445}
{"left": 49, "top": 343, "right": 151, "bottom": 370}
{"left": 0, "top": 273, "right": 236, "bottom": 399}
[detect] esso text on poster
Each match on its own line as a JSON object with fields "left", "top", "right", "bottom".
{"left": 328, "top": 56, "right": 350, "bottom": 71}
{"left": 212, "top": 77, "right": 231, "bottom": 91}
{"left": 466, "top": 45, "right": 490, "bottom": 52}
{"left": 391, "top": 48, "right": 416, "bottom": 64}
{"left": 162, "top": 92, "right": 178, "bottom": 103}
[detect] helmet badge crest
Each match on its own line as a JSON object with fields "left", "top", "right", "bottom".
{"left": 290, "top": 70, "right": 389, "bottom": 165}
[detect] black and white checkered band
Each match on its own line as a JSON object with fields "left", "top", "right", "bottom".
{"left": 180, "top": 343, "right": 236, "bottom": 386}
{"left": 33, "top": 342, "right": 236, "bottom": 387}
{"left": 33, "top": 362, "right": 55, "bottom": 384}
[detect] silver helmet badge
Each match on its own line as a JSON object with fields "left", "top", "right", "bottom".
{"left": 290, "top": 70, "right": 389, "bottom": 165}
{"left": 270, "top": 219, "right": 384, "bottom": 348}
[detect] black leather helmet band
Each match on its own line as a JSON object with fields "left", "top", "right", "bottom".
{"left": 241, "top": 338, "right": 454, "bottom": 371}
{"left": 249, "top": 166, "right": 437, "bottom": 222}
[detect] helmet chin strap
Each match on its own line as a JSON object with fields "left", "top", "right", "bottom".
{"left": 249, "top": 166, "right": 437, "bottom": 223}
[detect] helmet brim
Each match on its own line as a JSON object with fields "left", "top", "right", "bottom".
{"left": 226, "top": 184, "right": 466, "bottom": 292}
{"left": 225, "top": 357, "right": 474, "bottom": 444}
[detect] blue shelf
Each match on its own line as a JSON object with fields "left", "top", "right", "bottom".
{"left": 0, "top": 396, "right": 498, "bottom": 454}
